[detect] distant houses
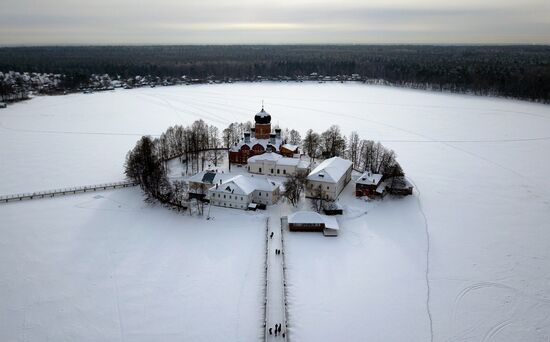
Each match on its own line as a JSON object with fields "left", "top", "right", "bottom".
{"left": 248, "top": 152, "right": 310, "bottom": 177}
{"left": 305, "top": 157, "right": 353, "bottom": 200}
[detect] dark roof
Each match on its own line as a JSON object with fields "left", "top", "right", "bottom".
{"left": 255, "top": 107, "right": 271, "bottom": 124}
{"left": 201, "top": 171, "right": 217, "bottom": 184}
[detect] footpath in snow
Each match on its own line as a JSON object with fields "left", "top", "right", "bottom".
{"left": 265, "top": 209, "right": 287, "bottom": 341}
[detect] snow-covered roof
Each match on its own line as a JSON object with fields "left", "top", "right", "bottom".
{"left": 209, "top": 175, "right": 280, "bottom": 195}
{"left": 323, "top": 216, "right": 340, "bottom": 231}
{"left": 288, "top": 211, "right": 325, "bottom": 224}
{"left": 247, "top": 153, "right": 311, "bottom": 169}
{"left": 288, "top": 211, "right": 340, "bottom": 230}
{"left": 386, "top": 177, "right": 413, "bottom": 190}
{"left": 248, "top": 152, "right": 282, "bottom": 163}
{"left": 376, "top": 181, "right": 387, "bottom": 194}
{"left": 356, "top": 171, "right": 383, "bottom": 186}
{"left": 256, "top": 108, "right": 270, "bottom": 118}
{"left": 297, "top": 160, "right": 311, "bottom": 170}
{"left": 307, "top": 157, "right": 352, "bottom": 183}
{"left": 229, "top": 137, "right": 283, "bottom": 152}
{"left": 281, "top": 144, "right": 299, "bottom": 151}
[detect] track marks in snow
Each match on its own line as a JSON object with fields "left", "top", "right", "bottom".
{"left": 407, "top": 177, "right": 434, "bottom": 342}
{"left": 449, "top": 281, "right": 550, "bottom": 342}
{"left": 0, "top": 119, "right": 157, "bottom": 137}
{"left": 482, "top": 319, "right": 515, "bottom": 342}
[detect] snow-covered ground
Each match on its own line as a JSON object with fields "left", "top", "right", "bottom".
{"left": 1, "top": 83, "right": 550, "bottom": 341}
{"left": 0, "top": 188, "right": 266, "bottom": 342}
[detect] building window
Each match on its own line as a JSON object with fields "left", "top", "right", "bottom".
{"left": 224, "top": 195, "right": 226, "bottom": 199}
{"left": 259, "top": 168, "right": 262, "bottom": 173}
{"left": 259, "top": 192, "right": 261, "bottom": 196}
{"left": 277, "top": 169, "right": 280, "bottom": 174}
{"left": 283, "top": 169, "right": 286, "bottom": 174}
{"left": 241, "top": 197, "right": 243, "bottom": 200}
{"left": 271, "top": 169, "right": 274, "bottom": 173}
{"left": 327, "top": 186, "right": 329, "bottom": 190}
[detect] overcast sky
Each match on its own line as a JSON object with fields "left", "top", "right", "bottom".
{"left": 1, "top": 0, "right": 549, "bottom": 45}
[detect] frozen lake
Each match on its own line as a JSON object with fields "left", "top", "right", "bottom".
{"left": 1, "top": 83, "right": 550, "bottom": 341}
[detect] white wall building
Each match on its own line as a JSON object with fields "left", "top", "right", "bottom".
{"left": 187, "top": 170, "right": 234, "bottom": 196}
{"left": 208, "top": 175, "right": 280, "bottom": 209}
{"left": 247, "top": 152, "right": 310, "bottom": 177}
{"left": 305, "top": 157, "right": 353, "bottom": 200}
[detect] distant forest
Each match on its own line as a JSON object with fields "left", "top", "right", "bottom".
{"left": 1, "top": 45, "right": 549, "bottom": 102}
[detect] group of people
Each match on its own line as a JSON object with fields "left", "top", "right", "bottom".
{"left": 269, "top": 323, "right": 285, "bottom": 338}
{"left": 270, "top": 231, "right": 282, "bottom": 255}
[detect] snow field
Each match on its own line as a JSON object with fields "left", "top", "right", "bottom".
{"left": 1, "top": 82, "right": 550, "bottom": 341}
{"left": 0, "top": 188, "right": 266, "bottom": 342}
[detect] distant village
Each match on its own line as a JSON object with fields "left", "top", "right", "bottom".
{"left": 125, "top": 105, "right": 413, "bottom": 237}
{"left": 0, "top": 70, "right": 372, "bottom": 106}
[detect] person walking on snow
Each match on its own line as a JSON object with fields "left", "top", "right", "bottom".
{"left": 269, "top": 328, "right": 272, "bottom": 335}
{"left": 270, "top": 232, "right": 274, "bottom": 239}
{"left": 278, "top": 324, "right": 282, "bottom": 333}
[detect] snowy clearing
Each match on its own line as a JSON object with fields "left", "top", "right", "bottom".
{"left": 1, "top": 83, "right": 550, "bottom": 341}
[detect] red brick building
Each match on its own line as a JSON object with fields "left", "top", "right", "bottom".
{"left": 229, "top": 107, "right": 297, "bottom": 164}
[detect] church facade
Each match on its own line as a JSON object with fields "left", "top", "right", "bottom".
{"left": 229, "top": 107, "right": 298, "bottom": 164}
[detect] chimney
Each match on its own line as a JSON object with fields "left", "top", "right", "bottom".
{"left": 250, "top": 128, "right": 255, "bottom": 139}
{"left": 244, "top": 132, "right": 251, "bottom": 143}
{"left": 270, "top": 133, "right": 276, "bottom": 144}
{"left": 275, "top": 128, "right": 281, "bottom": 140}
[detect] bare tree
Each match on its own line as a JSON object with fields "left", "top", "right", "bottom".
{"left": 282, "top": 172, "right": 308, "bottom": 206}
{"left": 347, "top": 131, "right": 360, "bottom": 168}
{"left": 289, "top": 129, "right": 302, "bottom": 145}
{"left": 320, "top": 125, "right": 346, "bottom": 158}
{"left": 309, "top": 186, "right": 327, "bottom": 213}
{"left": 303, "top": 129, "right": 320, "bottom": 162}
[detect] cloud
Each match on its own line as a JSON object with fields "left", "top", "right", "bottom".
{"left": 0, "top": 0, "right": 549, "bottom": 45}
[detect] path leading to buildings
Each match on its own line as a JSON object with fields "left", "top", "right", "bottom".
{"left": 265, "top": 210, "right": 288, "bottom": 341}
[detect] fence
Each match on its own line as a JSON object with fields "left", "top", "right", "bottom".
{"left": 0, "top": 181, "right": 138, "bottom": 203}
{"left": 263, "top": 217, "right": 270, "bottom": 341}
{"left": 280, "top": 217, "right": 290, "bottom": 341}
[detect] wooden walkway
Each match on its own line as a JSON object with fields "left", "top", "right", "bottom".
{"left": 0, "top": 181, "right": 138, "bottom": 204}
{"left": 264, "top": 211, "right": 289, "bottom": 341}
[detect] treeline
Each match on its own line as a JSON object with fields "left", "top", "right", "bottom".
{"left": 125, "top": 119, "right": 222, "bottom": 213}
{"left": 0, "top": 45, "right": 549, "bottom": 102}
{"left": 157, "top": 120, "right": 222, "bottom": 172}
{"left": 302, "top": 125, "right": 403, "bottom": 179}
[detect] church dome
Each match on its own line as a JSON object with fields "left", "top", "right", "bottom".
{"left": 255, "top": 107, "right": 271, "bottom": 124}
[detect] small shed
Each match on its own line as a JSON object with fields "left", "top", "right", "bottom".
{"left": 280, "top": 144, "right": 299, "bottom": 157}
{"left": 322, "top": 216, "right": 340, "bottom": 237}
{"left": 386, "top": 177, "right": 414, "bottom": 196}
{"left": 287, "top": 211, "right": 340, "bottom": 236}
{"left": 0, "top": 102, "right": 6, "bottom": 109}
